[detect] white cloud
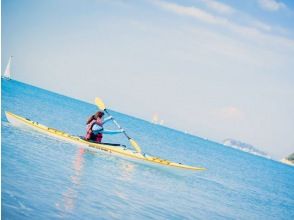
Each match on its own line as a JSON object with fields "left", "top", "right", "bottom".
{"left": 257, "top": 0, "right": 286, "bottom": 11}
{"left": 154, "top": 1, "right": 257, "bottom": 34}
{"left": 153, "top": 0, "right": 294, "bottom": 49}
{"left": 251, "top": 20, "right": 272, "bottom": 32}
{"left": 154, "top": 0, "right": 230, "bottom": 25}
{"left": 201, "top": 0, "right": 235, "bottom": 15}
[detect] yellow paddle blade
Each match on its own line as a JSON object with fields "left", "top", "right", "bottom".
{"left": 95, "top": 97, "right": 106, "bottom": 111}
{"left": 130, "top": 139, "right": 141, "bottom": 153}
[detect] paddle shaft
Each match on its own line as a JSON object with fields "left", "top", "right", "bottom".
{"left": 104, "top": 109, "right": 131, "bottom": 140}
{"left": 95, "top": 97, "right": 141, "bottom": 152}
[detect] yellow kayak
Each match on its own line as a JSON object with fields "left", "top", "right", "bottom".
{"left": 5, "top": 111, "right": 205, "bottom": 171}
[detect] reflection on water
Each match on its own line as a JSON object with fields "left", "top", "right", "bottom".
{"left": 55, "top": 146, "right": 137, "bottom": 216}
{"left": 56, "top": 148, "right": 85, "bottom": 215}
{"left": 116, "top": 161, "right": 136, "bottom": 182}
{"left": 113, "top": 161, "right": 137, "bottom": 202}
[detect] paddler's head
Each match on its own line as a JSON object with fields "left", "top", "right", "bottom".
{"left": 95, "top": 111, "right": 104, "bottom": 119}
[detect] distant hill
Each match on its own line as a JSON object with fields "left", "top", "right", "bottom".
{"left": 281, "top": 153, "right": 294, "bottom": 166}
{"left": 223, "top": 139, "right": 271, "bottom": 159}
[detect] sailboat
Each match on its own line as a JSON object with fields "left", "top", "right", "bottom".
{"left": 2, "top": 56, "right": 13, "bottom": 80}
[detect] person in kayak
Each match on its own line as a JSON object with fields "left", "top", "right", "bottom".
{"left": 85, "top": 111, "right": 123, "bottom": 143}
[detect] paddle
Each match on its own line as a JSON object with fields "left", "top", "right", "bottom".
{"left": 95, "top": 97, "right": 142, "bottom": 153}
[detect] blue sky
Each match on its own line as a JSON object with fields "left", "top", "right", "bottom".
{"left": 2, "top": 0, "right": 294, "bottom": 158}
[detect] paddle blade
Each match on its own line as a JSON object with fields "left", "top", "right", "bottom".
{"left": 130, "top": 139, "right": 141, "bottom": 153}
{"left": 95, "top": 97, "right": 106, "bottom": 111}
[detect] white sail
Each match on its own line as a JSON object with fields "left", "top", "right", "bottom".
{"left": 2, "top": 56, "right": 13, "bottom": 79}
{"left": 152, "top": 113, "right": 159, "bottom": 124}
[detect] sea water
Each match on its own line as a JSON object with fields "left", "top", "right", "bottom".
{"left": 1, "top": 80, "right": 294, "bottom": 220}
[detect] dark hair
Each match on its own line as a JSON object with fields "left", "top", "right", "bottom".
{"left": 87, "top": 111, "right": 104, "bottom": 124}
{"left": 95, "top": 111, "right": 104, "bottom": 118}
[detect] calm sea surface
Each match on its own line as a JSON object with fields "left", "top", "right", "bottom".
{"left": 2, "top": 80, "right": 294, "bottom": 219}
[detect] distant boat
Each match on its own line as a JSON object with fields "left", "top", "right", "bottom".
{"left": 151, "top": 114, "right": 165, "bottom": 125}
{"left": 2, "top": 56, "right": 13, "bottom": 80}
{"left": 151, "top": 113, "right": 159, "bottom": 124}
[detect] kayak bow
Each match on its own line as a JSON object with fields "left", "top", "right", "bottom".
{"left": 5, "top": 111, "right": 205, "bottom": 171}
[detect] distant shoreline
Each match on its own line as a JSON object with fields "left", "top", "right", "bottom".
{"left": 281, "top": 159, "right": 294, "bottom": 166}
